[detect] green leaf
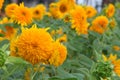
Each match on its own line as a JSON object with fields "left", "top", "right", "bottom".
{"left": 78, "top": 54, "right": 94, "bottom": 69}
{"left": 56, "top": 67, "right": 76, "bottom": 79}
{"left": 6, "top": 56, "right": 29, "bottom": 65}
{"left": 72, "top": 73, "right": 85, "bottom": 80}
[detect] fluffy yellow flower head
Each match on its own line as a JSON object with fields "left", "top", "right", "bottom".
{"left": 106, "top": 4, "right": 115, "bottom": 18}
{"left": 59, "top": 0, "right": 76, "bottom": 9}
{"left": 49, "top": 0, "right": 75, "bottom": 19}
{"left": 71, "top": 6, "right": 88, "bottom": 35}
{"left": 49, "top": 2, "right": 61, "bottom": 19}
{"left": 103, "top": 54, "right": 120, "bottom": 76}
{"left": 12, "top": 2, "right": 32, "bottom": 26}
{"left": 10, "top": 25, "right": 54, "bottom": 65}
{"left": 0, "top": 0, "right": 4, "bottom": 10}
{"left": 32, "top": 4, "right": 46, "bottom": 20}
{"left": 90, "top": 16, "right": 108, "bottom": 34}
{"left": 5, "top": 3, "right": 18, "bottom": 17}
{"left": 49, "top": 41, "right": 67, "bottom": 67}
{"left": 85, "top": 6, "right": 97, "bottom": 18}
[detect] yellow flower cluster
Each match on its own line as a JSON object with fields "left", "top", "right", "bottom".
{"left": 5, "top": 2, "right": 46, "bottom": 27}
{"left": 10, "top": 25, "right": 67, "bottom": 66}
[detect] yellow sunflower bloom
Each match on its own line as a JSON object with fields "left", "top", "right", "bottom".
{"left": 90, "top": 16, "right": 108, "bottom": 34}
{"left": 0, "top": 0, "right": 4, "bottom": 10}
{"left": 49, "top": 0, "right": 75, "bottom": 19}
{"left": 5, "top": 3, "right": 18, "bottom": 17}
{"left": 49, "top": 2, "right": 61, "bottom": 19}
{"left": 49, "top": 41, "right": 67, "bottom": 67}
{"left": 12, "top": 2, "right": 32, "bottom": 27}
{"left": 106, "top": 4, "right": 115, "bottom": 18}
{"left": 71, "top": 6, "right": 88, "bottom": 35}
{"left": 10, "top": 25, "right": 54, "bottom": 65}
{"left": 102, "top": 54, "right": 120, "bottom": 76}
{"left": 32, "top": 4, "right": 46, "bottom": 20}
{"left": 59, "top": 0, "right": 76, "bottom": 9}
{"left": 85, "top": 6, "right": 97, "bottom": 18}
{"left": 57, "top": 0, "right": 71, "bottom": 18}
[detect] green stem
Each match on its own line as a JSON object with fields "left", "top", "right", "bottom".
{"left": 31, "top": 64, "right": 41, "bottom": 80}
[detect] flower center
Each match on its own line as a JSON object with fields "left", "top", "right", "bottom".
{"left": 22, "top": 11, "right": 26, "bottom": 16}
{"left": 35, "top": 10, "right": 40, "bottom": 15}
{"left": 60, "top": 4, "right": 67, "bottom": 13}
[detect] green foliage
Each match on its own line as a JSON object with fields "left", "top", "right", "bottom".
{"left": 93, "top": 61, "right": 113, "bottom": 80}
{"left": 0, "top": 50, "right": 6, "bottom": 67}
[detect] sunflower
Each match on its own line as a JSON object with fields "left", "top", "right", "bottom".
{"left": 5, "top": 3, "right": 18, "bottom": 17}
{"left": 32, "top": 4, "right": 46, "bottom": 20}
{"left": 49, "top": 41, "right": 67, "bottom": 67}
{"left": 0, "top": 0, "right": 4, "bottom": 10}
{"left": 57, "top": 0, "right": 70, "bottom": 18}
{"left": 49, "top": 2, "right": 61, "bottom": 19}
{"left": 85, "top": 6, "right": 97, "bottom": 18}
{"left": 106, "top": 4, "right": 115, "bottom": 18}
{"left": 10, "top": 25, "right": 54, "bottom": 65}
{"left": 102, "top": 54, "right": 120, "bottom": 76}
{"left": 70, "top": 6, "right": 88, "bottom": 35}
{"left": 90, "top": 16, "right": 108, "bottom": 34}
{"left": 12, "top": 2, "right": 32, "bottom": 27}
{"left": 59, "top": 0, "right": 76, "bottom": 9}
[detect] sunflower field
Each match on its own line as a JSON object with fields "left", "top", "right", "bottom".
{"left": 0, "top": 0, "right": 120, "bottom": 80}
